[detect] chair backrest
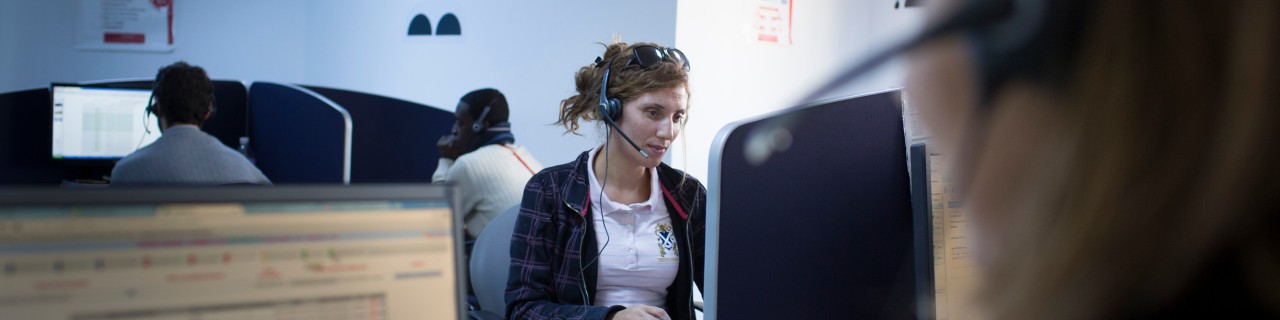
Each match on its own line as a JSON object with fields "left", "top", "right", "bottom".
{"left": 470, "top": 205, "right": 521, "bottom": 317}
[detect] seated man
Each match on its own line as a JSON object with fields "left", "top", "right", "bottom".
{"left": 434, "top": 88, "right": 542, "bottom": 239}
{"left": 111, "top": 61, "right": 271, "bottom": 186}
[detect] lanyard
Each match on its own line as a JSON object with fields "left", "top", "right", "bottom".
{"left": 500, "top": 144, "right": 536, "bottom": 175}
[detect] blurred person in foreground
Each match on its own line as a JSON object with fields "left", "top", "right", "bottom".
{"left": 907, "top": 0, "right": 1279, "bottom": 318}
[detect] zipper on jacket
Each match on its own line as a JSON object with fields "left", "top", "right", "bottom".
{"left": 567, "top": 200, "right": 592, "bottom": 306}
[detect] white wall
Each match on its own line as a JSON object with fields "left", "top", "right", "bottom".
{"left": 0, "top": 0, "right": 677, "bottom": 168}
{"left": 0, "top": 0, "right": 309, "bottom": 91}
{"left": 674, "top": 0, "right": 925, "bottom": 182}
{"left": 298, "top": 0, "right": 678, "bottom": 167}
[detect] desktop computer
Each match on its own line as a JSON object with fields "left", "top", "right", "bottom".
{"left": 50, "top": 83, "right": 161, "bottom": 162}
{"left": 0, "top": 184, "right": 465, "bottom": 320}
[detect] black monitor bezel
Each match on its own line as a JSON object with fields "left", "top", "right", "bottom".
{"left": 48, "top": 82, "right": 157, "bottom": 166}
{"left": 705, "top": 89, "right": 920, "bottom": 319}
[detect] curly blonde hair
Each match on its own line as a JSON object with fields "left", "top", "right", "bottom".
{"left": 556, "top": 41, "right": 690, "bottom": 135}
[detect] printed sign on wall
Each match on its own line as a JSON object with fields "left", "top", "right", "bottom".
{"left": 744, "top": 0, "right": 792, "bottom": 45}
{"left": 77, "top": 0, "right": 174, "bottom": 52}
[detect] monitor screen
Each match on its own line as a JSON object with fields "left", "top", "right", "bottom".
{"left": 706, "top": 90, "right": 919, "bottom": 319}
{"left": 916, "top": 146, "right": 980, "bottom": 320}
{"left": 51, "top": 84, "right": 161, "bottom": 160}
{"left": 0, "top": 185, "right": 463, "bottom": 320}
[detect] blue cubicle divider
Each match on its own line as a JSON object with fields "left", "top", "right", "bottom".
{"left": 82, "top": 79, "right": 251, "bottom": 151}
{"left": 0, "top": 87, "right": 64, "bottom": 184}
{"left": 249, "top": 82, "right": 352, "bottom": 184}
{"left": 303, "top": 85, "right": 455, "bottom": 183}
{"left": 706, "top": 90, "right": 918, "bottom": 319}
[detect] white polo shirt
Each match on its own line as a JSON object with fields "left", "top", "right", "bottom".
{"left": 586, "top": 146, "right": 680, "bottom": 309}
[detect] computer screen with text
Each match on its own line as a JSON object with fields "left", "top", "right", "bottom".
{"left": 51, "top": 84, "right": 161, "bottom": 160}
{"left": 0, "top": 185, "right": 462, "bottom": 320}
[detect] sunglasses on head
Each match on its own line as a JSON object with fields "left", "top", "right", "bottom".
{"left": 596, "top": 45, "right": 691, "bottom": 71}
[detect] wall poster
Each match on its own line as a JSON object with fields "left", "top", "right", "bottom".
{"left": 77, "top": 0, "right": 174, "bottom": 52}
{"left": 744, "top": 0, "right": 792, "bottom": 45}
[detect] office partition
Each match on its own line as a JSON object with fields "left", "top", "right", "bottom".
{"left": 303, "top": 85, "right": 454, "bottom": 183}
{"left": 248, "top": 82, "right": 352, "bottom": 184}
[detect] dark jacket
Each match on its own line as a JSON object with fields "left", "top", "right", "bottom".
{"left": 506, "top": 150, "right": 706, "bottom": 320}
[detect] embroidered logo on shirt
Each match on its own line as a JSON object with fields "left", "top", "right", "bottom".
{"left": 655, "top": 223, "right": 677, "bottom": 257}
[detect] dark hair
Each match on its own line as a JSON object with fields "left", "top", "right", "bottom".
{"left": 556, "top": 41, "right": 690, "bottom": 135}
{"left": 154, "top": 61, "right": 214, "bottom": 126}
{"left": 459, "top": 88, "right": 508, "bottom": 123}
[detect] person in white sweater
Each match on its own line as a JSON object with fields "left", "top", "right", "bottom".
{"left": 434, "top": 88, "right": 543, "bottom": 239}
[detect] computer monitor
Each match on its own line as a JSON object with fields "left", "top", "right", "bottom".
{"left": 706, "top": 89, "right": 921, "bottom": 319}
{"left": 910, "top": 143, "right": 980, "bottom": 320}
{"left": 0, "top": 184, "right": 465, "bottom": 320}
{"left": 50, "top": 83, "right": 161, "bottom": 162}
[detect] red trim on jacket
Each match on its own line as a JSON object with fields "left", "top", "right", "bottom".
{"left": 576, "top": 179, "right": 689, "bottom": 220}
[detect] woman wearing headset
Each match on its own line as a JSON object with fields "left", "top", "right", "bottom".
{"left": 908, "top": 0, "right": 1278, "bottom": 318}
{"left": 506, "top": 41, "right": 703, "bottom": 320}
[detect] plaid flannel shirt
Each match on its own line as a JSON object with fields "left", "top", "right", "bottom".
{"left": 506, "top": 150, "right": 706, "bottom": 320}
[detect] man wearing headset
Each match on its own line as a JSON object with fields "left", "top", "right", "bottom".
{"left": 111, "top": 61, "right": 271, "bottom": 186}
{"left": 434, "top": 88, "right": 543, "bottom": 239}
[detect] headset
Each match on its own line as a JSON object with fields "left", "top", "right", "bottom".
{"left": 791, "top": 0, "right": 1078, "bottom": 109}
{"left": 135, "top": 67, "right": 173, "bottom": 149}
{"left": 574, "top": 55, "right": 640, "bottom": 306}
{"left": 142, "top": 67, "right": 169, "bottom": 136}
{"left": 597, "top": 63, "right": 651, "bottom": 159}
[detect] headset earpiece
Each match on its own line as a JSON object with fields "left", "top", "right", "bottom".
{"left": 597, "top": 59, "right": 650, "bottom": 158}
{"left": 145, "top": 97, "right": 156, "bottom": 116}
{"left": 600, "top": 97, "right": 623, "bottom": 122}
{"left": 148, "top": 67, "right": 170, "bottom": 119}
{"left": 596, "top": 62, "right": 623, "bottom": 122}
{"left": 471, "top": 105, "right": 491, "bottom": 133}
{"left": 142, "top": 70, "right": 166, "bottom": 135}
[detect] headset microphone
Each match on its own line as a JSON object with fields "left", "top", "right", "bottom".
{"left": 136, "top": 67, "right": 170, "bottom": 150}
{"left": 143, "top": 91, "right": 155, "bottom": 135}
{"left": 144, "top": 70, "right": 165, "bottom": 135}
{"left": 598, "top": 67, "right": 650, "bottom": 158}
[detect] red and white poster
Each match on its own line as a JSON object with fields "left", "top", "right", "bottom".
{"left": 745, "top": 0, "right": 792, "bottom": 45}
{"left": 77, "top": 0, "right": 174, "bottom": 52}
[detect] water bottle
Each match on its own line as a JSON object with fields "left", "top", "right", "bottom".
{"left": 238, "top": 136, "right": 255, "bottom": 163}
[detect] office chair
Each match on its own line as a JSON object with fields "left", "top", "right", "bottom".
{"left": 468, "top": 205, "right": 521, "bottom": 320}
